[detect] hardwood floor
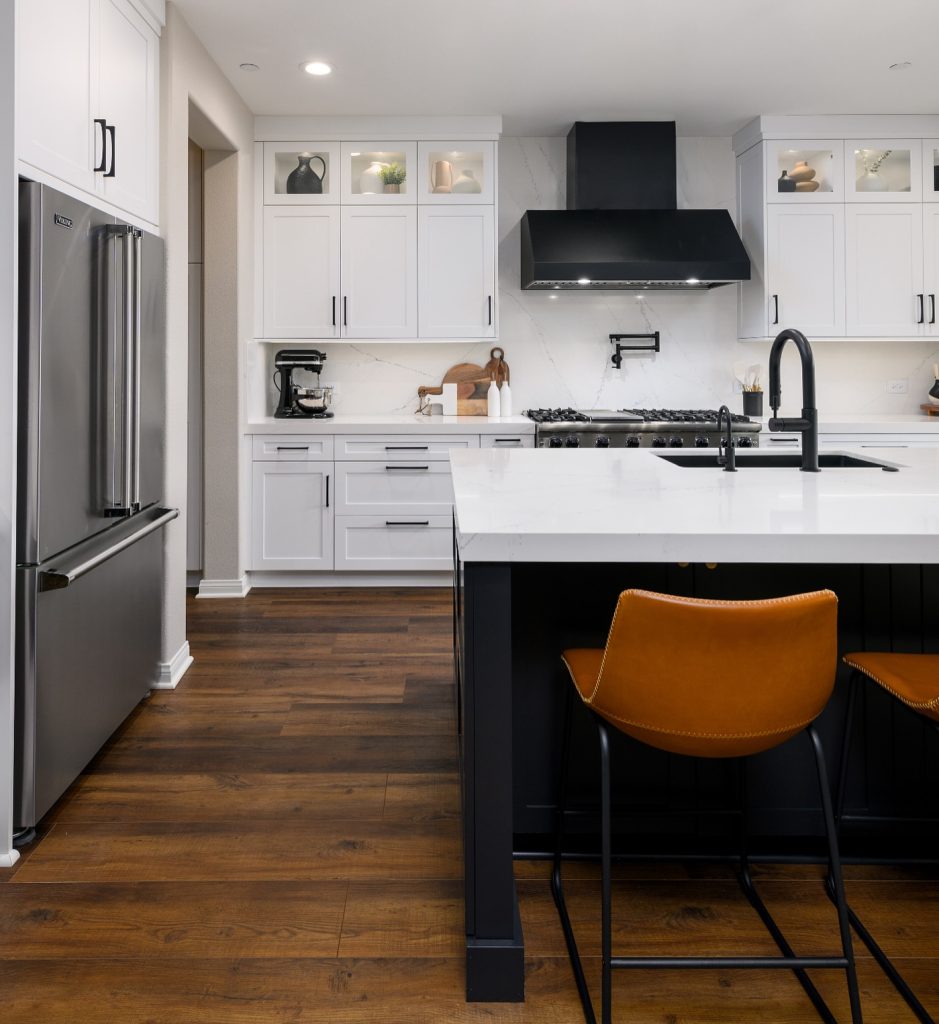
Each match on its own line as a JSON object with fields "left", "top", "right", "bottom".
{"left": 1, "top": 587, "right": 937, "bottom": 1022}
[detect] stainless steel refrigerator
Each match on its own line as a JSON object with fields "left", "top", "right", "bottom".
{"left": 14, "top": 181, "right": 178, "bottom": 834}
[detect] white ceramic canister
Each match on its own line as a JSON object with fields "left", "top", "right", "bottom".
{"left": 487, "top": 378, "right": 500, "bottom": 417}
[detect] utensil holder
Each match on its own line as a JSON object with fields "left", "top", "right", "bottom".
{"left": 742, "top": 391, "right": 764, "bottom": 417}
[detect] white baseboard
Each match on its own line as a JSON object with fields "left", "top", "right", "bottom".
{"left": 152, "top": 641, "right": 194, "bottom": 690}
{"left": 196, "top": 575, "right": 251, "bottom": 599}
{"left": 247, "top": 571, "right": 453, "bottom": 588}
{"left": 0, "top": 848, "right": 21, "bottom": 867}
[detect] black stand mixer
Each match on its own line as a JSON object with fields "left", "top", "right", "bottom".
{"left": 273, "top": 349, "right": 334, "bottom": 418}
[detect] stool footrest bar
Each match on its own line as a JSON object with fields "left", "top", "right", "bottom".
{"left": 610, "top": 956, "right": 848, "bottom": 970}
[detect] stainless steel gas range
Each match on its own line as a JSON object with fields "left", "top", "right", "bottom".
{"left": 525, "top": 408, "right": 762, "bottom": 449}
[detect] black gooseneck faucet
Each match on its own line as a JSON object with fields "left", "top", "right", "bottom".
{"left": 716, "top": 405, "right": 736, "bottom": 472}
{"left": 768, "top": 328, "right": 820, "bottom": 473}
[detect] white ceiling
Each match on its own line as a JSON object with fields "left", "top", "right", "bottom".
{"left": 173, "top": 0, "right": 939, "bottom": 137}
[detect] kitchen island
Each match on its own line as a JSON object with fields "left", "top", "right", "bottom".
{"left": 451, "top": 446, "right": 939, "bottom": 1001}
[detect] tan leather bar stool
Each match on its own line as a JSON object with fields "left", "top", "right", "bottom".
{"left": 835, "top": 651, "right": 939, "bottom": 1024}
{"left": 552, "top": 589, "right": 861, "bottom": 1024}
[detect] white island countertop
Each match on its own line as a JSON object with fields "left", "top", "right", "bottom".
{"left": 451, "top": 446, "right": 939, "bottom": 565}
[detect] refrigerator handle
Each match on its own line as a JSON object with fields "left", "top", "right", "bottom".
{"left": 122, "top": 227, "right": 136, "bottom": 514}
{"left": 132, "top": 229, "right": 142, "bottom": 510}
{"left": 38, "top": 507, "right": 178, "bottom": 591}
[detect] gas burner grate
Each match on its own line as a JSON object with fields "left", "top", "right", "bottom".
{"left": 623, "top": 408, "right": 752, "bottom": 424}
{"left": 525, "top": 408, "right": 591, "bottom": 424}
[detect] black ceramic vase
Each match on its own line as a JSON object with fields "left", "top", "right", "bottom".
{"left": 929, "top": 378, "right": 939, "bottom": 402}
{"left": 286, "top": 154, "right": 326, "bottom": 195}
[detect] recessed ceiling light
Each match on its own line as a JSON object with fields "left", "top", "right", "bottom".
{"left": 889, "top": 61, "right": 913, "bottom": 71}
{"left": 301, "top": 61, "right": 332, "bottom": 76}
{"left": 577, "top": 277, "right": 591, "bottom": 286}
{"left": 239, "top": 63, "right": 259, "bottom": 72}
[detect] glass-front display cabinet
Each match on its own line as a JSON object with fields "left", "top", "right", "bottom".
{"left": 417, "top": 141, "right": 495, "bottom": 203}
{"left": 923, "top": 141, "right": 939, "bottom": 202}
{"left": 765, "top": 140, "right": 843, "bottom": 202}
{"left": 844, "top": 139, "right": 922, "bottom": 201}
{"left": 263, "top": 142, "right": 340, "bottom": 205}
{"left": 340, "top": 142, "right": 417, "bottom": 204}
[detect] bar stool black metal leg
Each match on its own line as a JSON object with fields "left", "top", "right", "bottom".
{"left": 734, "top": 758, "right": 838, "bottom": 1024}
{"left": 551, "top": 684, "right": 597, "bottom": 1024}
{"left": 809, "top": 724, "right": 864, "bottom": 1024}
{"left": 836, "top": 670, "right": 861, "bottom": 826}
{"left": 598, "top": 721, "right": 613, "bottom": 1024}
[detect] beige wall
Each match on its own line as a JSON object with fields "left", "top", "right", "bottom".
{"left": 160, "top": 3, "right": 253, "bottom": 664}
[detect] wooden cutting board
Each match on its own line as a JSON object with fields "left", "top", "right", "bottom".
{"left": 418, "top": 350, "right": 511, "bottom": 416}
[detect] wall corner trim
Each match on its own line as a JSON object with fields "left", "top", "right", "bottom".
{"left": 153, "top": 641, "right": 194, "bottom": 690}
{"left": 196, "top": 576, "right": 252, "bottom": 599}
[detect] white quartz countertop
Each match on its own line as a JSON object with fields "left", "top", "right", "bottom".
{"left": 758, "top": 414, "right": 939, "bottom": 435}
{"left": 451, "top": 446, "right": 939, "bottom": 565}
{"left": 245, "top": 415, "right": 535, "bottom": 435}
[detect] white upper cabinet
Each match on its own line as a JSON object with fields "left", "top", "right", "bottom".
{"left": 262, "top": 207, "right": 340, "bottom": 339}
{"left": 419, "top": 207, "right": 495, "bottom": 337}
{"left": 923, "top": 141, "right": 939, "bottom": 204}
{"left": 923, "top": 206, "right": 939, "bottom": 335}
{"left": 97, "top": 0, "right": 159, "bottom": 223}
{"left": 844, "top": 140, "right": 922, "bottom": 202}
{"left": 417, "top": 141, "right": 495, "bottom": 204}
{"left": 341, "top": 142, "right": 417, "bottom": 204}
{"left": 15, "top": 0, "right": 160, "bottom": 227}
{"left": 17, "top": 0, "right": 96, "bottom": 193}
{"left": 845, "top": 205, "right": 924, "bottom": 336}
{"left": 340, "top": 207, "right": 418, "bottom": 339}
{"left": 767, "top": 205, "right": 845, "bottom": 337}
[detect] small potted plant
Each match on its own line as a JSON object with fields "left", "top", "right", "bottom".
{"left": 380, "top": 163, "right": 406, "bottom": 194}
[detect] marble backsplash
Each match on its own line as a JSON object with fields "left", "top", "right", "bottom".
{"left": 264, "top": 136, "right": 939, "bottom": 419}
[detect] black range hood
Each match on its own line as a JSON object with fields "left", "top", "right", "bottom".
{"left": 520, "top": 121, "right": 751, "bottom": 290}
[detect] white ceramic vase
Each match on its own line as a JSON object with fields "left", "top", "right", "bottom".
{"left": 359, "top": 160, "right": 386, "bottom": 195}
{"left": 452, "top": 169, "right": 482, "bottom": 194}
{"left": 857, "top": 171, "right": 889, "bottom": 192}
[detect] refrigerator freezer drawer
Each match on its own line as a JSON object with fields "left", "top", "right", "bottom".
{"left": 15, "top": 510, "right": 171, "bottom": 830}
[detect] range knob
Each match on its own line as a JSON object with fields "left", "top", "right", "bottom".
{"left": 667, "top": 435, "right": 684, "bottom": 448}
{"left": 651, "top": 436, "right": 667, "bottom": 448}
{"left": 564, "top": 435, "right": 580, "bottom": 448}
{"left": 736, "top": 435, "right": 754, "bottom": 448}
{"left": 694, "top": 435, "right": 709, "bottom": 448}
{"left": 625, "top": 436, "right": 641, "bottom": 448}
{"left": 548, "top": 436, "right": 564, "bottom": 448}
{"left": 594, "top": 435, "right": 611, "bottom": 448}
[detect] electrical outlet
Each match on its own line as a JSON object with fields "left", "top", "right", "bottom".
{"left": 886, "top": 379, "right": 908, "bottom": 395}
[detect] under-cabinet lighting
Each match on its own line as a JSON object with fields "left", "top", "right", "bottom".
{"left": 685, "top": 277, "right": 700, "bottom": 285}
{"left": 301, "top": 61, "right": 332, "bottom": 76}
{"left": 577, "top": 277, "right": 591, "bottom": 285}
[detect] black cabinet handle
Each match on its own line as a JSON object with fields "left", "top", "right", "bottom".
{"left": 385, "top": 520, "right": 430, "bottom": 526}
{"left": 772, "top": 294, "right": 779, "bottom": 325}
{"left": 384, "top": 465, "right": 429, "bottom": 471}
{"left": 930, "top": 294, "right": 936, "bottom": 325}
{"left": 104, "top": 124, "right": 116, "bottom": 177}
{"left": 276, "top": 445, "right": 309, "bottom": 451}
{"left": 385, "top": 445, "right": 429, "bottom": 451}
{"left": 94, "top": 118, "right": 108, "bottom": 172}
{"left": 487, "top": 295, "right": 493, "bottom": 326}
{"left": 917, "top": 293, "right": 925, "bottom": 324}
{"left": 325, "top": 475, "right": 329, "bottom": 508}
{"left": 332, "top": 295, "right": 336, "bottom": 327}
{"left": 343, "top": 296, "right": 348, "bottom": 327}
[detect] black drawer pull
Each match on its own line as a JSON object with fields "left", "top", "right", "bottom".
{"left": 385, "top": 445, "right": 429, "bottom": 451}
{"left": 385, "top": 520, "right": 430, "bottom": 526}
{"left": 276, "top": 446, "right": 310, "bottom": 451}
{"left": 325, "top": 474, "right": 330, "bottom": 508}
{"left": 493, "top": 438, "right": 521, "bottom": 444}
{"left": 385, "top": 465, "right": 429, "bottom": 471}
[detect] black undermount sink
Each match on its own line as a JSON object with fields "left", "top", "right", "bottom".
{"left": 655, "top": 453, "right": 899, "bottom": 471}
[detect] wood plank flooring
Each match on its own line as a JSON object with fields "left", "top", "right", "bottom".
{"left": 1, "top": 587, "right": 938, "bottom": 1022}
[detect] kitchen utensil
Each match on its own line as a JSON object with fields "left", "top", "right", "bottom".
{"left": 483, "top": 346, "right": 510, "bottom": 385}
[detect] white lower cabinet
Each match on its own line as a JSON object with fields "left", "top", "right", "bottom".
{"left": 480, "top": 434, "right": 535, "bottom": 449}
{"left": 334, "top": 461, "right": 454, "bottom": 516}
{"left": 251, "top": 462, "right": 333, "bottom": 570}
{"left": 334, "top": 516, "right": 453, "bottom": 570}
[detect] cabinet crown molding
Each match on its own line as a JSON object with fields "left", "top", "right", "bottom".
{"left": 734, "top": 115, "right": 939, "bottom": 156}
{"left": 255, "top": 115, "right": 502, "bottom": 142}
